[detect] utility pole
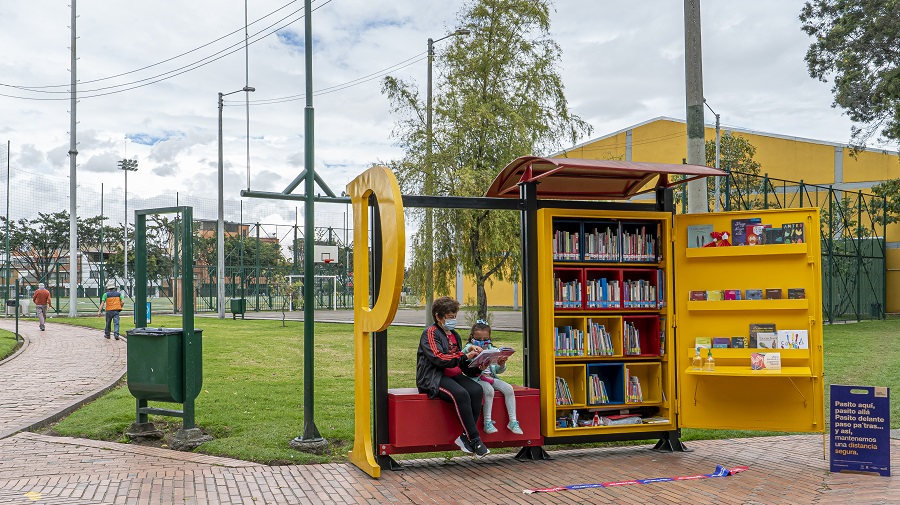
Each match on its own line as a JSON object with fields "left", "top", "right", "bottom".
{"left": 684, "top": 0, "right": 708, "bottom": 214}
{"left": 68, "top": 0, "right": 79, "bottom": 317}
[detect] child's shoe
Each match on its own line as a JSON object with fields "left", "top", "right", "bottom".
{"left": 483, "top": 420, "right": 498, "bottom": 434}
{"left": 508, "top": 420, "right": 523, "bottom": 434}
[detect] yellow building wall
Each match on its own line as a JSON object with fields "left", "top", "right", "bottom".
{"left": 843, "top": 149, "right": 900, "bottom": 183}
{"left": 456, "top": 275, "right": 522, "bottom": 308}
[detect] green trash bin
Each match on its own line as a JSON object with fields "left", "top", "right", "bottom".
{"left": 126, "top": 328, "right": 202, "bottom": 403}
{"left": 230, "top": 298, "right": 246, "bottom": 319}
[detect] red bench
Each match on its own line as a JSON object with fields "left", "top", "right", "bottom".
{"left": 382, "top": 385, "right": 543, "bottom": 455}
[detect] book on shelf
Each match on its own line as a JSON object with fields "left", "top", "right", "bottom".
{"left": 732, "top": 217, "right": 762, "bottom": 246}
{"left": 776, "top": 329, "right": 809, "bottom": 349}
{"left": 756, "top": 332, "right": 778, "bottom": 349}
{"left": 744, "top": 289, "right": 763, "bottom": 300}
{"left": 641, "top": 416, "right": 670, "bottom": 424}
{"left": 764, "top": 226, "right": 785, "bottom": 244}
{"left": 598, "top": 414, "right": 643, "bottom": 426}
{"left": 724, "top": 289, "right": 741, "bottom": 300}
{"left": 731, "top": 336, "right": 747, "bottom": 348}
{"left": 749, "top": 323, "right": 777, "bottom": 348}
{"left": 586, "top": 277, "right": 620, "bottom": 309}
{"left": 687, "top": 224, "right": 714, "bottom": 248}
{"left": 751, "top": 352, "right": 782, "bottom": 370}
{"left": 554, "top": 275, "right": 582, "bottom": 309}
{"left": 624, "top": 321, "right": 642, "bottom": 355}
{"left": 621, "top": 224, "right": 657, "bottom": 262}
{"left": 586, "top": 319, "right": 615, "bottom": 356}
{"left": 783, "top": 222, "right": 805, "bottom": 244}
{"left": 689, "top": 290, "right": 707, "bottom": 301}
{"left": 555, "top": 376, "right": 574, "bottom": 405}
{"left": 746, "top": 223, "right": 771, "bottom": 246}
{"left": 588, "top": 374, "right": 610, "bottom": 404}
{"left": 659, "top": 318, "right": 666, "bottom": 356}
{"left": 584, "top": 223, "right": 618, "bottom": 261}
{"left": 469, "top": 347, "right": 515, "bottom": 367}
{"left": 625, "top": 370, "right": 643, "bottom": 403}
{"left": 764, "top": 288, "right": 782, "bottom": 300}
{"left": 694, "top": 337, "right": 711, "bottom": 349}
{"left": 712, "top": 337, "right": 731, "bottom": 348}
{"left": 552, "top": 228, "right": 580, "bottom": 260}
{"left": 787, "top": 288, "right": 806, "bottom": 299}
{"left": 554, "top": 326, "right": 584, "bottom": 356}
{"left": 707, "top": 290, "right": 724, "bottom": 301}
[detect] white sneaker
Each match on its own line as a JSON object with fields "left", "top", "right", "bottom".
{"left": 483, "top": 420, "right": 498, "bottom": 434}
{"left": 508, "top": 420, "right": 523, "bottom": 435}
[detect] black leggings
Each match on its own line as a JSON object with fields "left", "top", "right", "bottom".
{"left": 436, "top": 374, "right": 484, "bottom": 441}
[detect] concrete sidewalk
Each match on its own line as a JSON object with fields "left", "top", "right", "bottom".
{"left": 0, "top": 318, "right": 898, "bottom": 504}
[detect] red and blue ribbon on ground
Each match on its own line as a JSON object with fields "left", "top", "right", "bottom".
{"left": 523, "top": 464, "right": 748, "bottom": 494}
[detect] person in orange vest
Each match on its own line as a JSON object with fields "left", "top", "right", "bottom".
{"left": 98, "top": 282, "right": 125, "bottom": 340}
{"left": 32, "top": 282, "right": 52, "bottom": 331}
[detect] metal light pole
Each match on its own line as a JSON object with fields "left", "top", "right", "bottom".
{"left": 704, "top": 100, "right": 721, "bottom": 212}
{"left": 218, "top": 86, "right": 255, "bottom": 319}
{"left": 424, "top": 28, "right": 469, "bottom": 325}
{"left": 117, "top": 159, "right": 138, "bottom": 294}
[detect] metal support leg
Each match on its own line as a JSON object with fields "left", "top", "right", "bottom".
{"left": 651, "top": 430, "right": 691, "bottom": 452}
{"left": 137, "top": 399, "right": 148, "bottom": 424}
{"left": 515, "top": 446, "right": 552, "bottom": 461}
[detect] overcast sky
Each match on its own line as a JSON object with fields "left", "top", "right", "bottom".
{"left": 0, "top": 1, "right": 873, "bottom": 228}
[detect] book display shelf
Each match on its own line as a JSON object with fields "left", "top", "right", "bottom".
{"left": 538, "top": 206, "right": 825, "bottom": 441}
{"left": 674, "top": 208, "right": 824, "bottom": 432}
{"left": 539, "top": 209, "right": 674, "bottom": 437}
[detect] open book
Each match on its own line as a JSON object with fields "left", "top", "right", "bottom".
{"left": 469, "top": 347, "right": 515, "bottom": 368}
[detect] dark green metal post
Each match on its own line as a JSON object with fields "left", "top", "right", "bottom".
{"left": 181, "top": 207, "right": 196, "bottom": 429}
{"left": 290, "top": 0, "right": 325, "bottom": 452}
{"left": 828, "top": 186, "right": 834, "bottom": 324}
{"left": 763, "top": 173, "right": 769, "bottom": 209}
{"left": 174, "top": 217, "right": 180, "bottom": 314}
{"left": 856, "top": 192, "right": 862, "bottom": 321}
{"left": 55, "top": 263, "right": 60, "bottom": 313}
{"left": 135, "top": 213, "right": 147, "bottom": 328}
{"left": 883, "top": 197, "right": 888, "bottom": 320}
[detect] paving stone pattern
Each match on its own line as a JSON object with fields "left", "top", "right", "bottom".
{"left": 0, "top": 317, "right": 898, "bottom": 504}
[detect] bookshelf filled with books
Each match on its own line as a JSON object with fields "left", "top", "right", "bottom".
{"left": 539, "top": 209, "right": 674, "bottom": 437}
{"left": 674, "top": 208, "right": 824, "bottom": 433}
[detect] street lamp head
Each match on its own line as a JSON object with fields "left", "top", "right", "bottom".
{"left": 454, "top": 29, "right": 471, "bottom": 36}
{"left": 242, "top": 86, "right": 256, "bottom": 93}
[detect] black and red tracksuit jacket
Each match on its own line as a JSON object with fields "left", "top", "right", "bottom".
{"left": 416, "top": 324, "right": 480, "bottom": 398}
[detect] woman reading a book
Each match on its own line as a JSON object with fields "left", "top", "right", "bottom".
{"left": 415, "top": 296, "right": 490, "bottom": 458}
{"left": 464, "top": 320, "right": 523, "bottom": 435}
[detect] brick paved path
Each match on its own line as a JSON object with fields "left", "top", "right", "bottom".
{"left": 0, "top": 319, "right": 127, "bottom": 439}
{"left": 1, "top": 319, "right": 898, "bottom": 504}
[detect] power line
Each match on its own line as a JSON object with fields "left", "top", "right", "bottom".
{"left": 0, "top": 0, "right": 333, "bottom": 100}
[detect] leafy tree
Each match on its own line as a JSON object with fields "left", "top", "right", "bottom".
{"left": 800, "top": 0, "right": 900, "bottom": 149}
{"left": 382, "top": 0, "right": 591, "bottom": 318}
{"left": 705, "top": 133, "right": 764, "bottom": 210}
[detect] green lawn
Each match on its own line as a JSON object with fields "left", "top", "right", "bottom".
{"left": 46, "top": 315, "right": 900, "bottom": 464}
{"left": 0, "top": 329, "right": 19, "bottom": 361}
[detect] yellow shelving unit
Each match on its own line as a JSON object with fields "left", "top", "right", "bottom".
{"left": 538, "top": 206, "right": 825, "bottom": 441}
{"left": 674, "top": 208, "right": 824, "bottom": 433}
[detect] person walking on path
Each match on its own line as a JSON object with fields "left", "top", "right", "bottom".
{"left": 32, "top": 282, "right": 52, "bottom": 331}
{"left": 98, "top": 282, "right": 125, "bottom": 340}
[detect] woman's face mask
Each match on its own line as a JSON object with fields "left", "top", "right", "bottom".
{"left": 443, "top": 318, "right": 457, "bottom": 331}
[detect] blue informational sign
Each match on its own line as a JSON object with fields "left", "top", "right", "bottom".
{"left": 133, "top": 302, "right": 151, "bottom": 325}
{"left": 830, "top": 385, "right": 890, "bottom": 476}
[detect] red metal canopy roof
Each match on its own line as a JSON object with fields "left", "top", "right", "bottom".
{"left": 484, "top": 156, "right": 726, "bottom": 200}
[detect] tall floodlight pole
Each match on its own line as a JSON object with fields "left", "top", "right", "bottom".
{"left": 704, "top": 100, "right": 721, "bottom": 212}
{"left": 5, "top": 141, "right": 10, "bottom": 303}
{"left": 424, "top": 28, "right": 469, "bottom": 325}
{"left": 68, "top": 0, "right": 79, "bottom": 317}
{"left": 218, "top": 87, "right": 255, "bottom": 319}
{"left": 118, "top": 159, "right": 138, "bottom": 294}
{"left": 684, "top": 0, "right": 708, "bottom": 213}
{"left": 290, "top": 0, "right": 327, "bottom": 453}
